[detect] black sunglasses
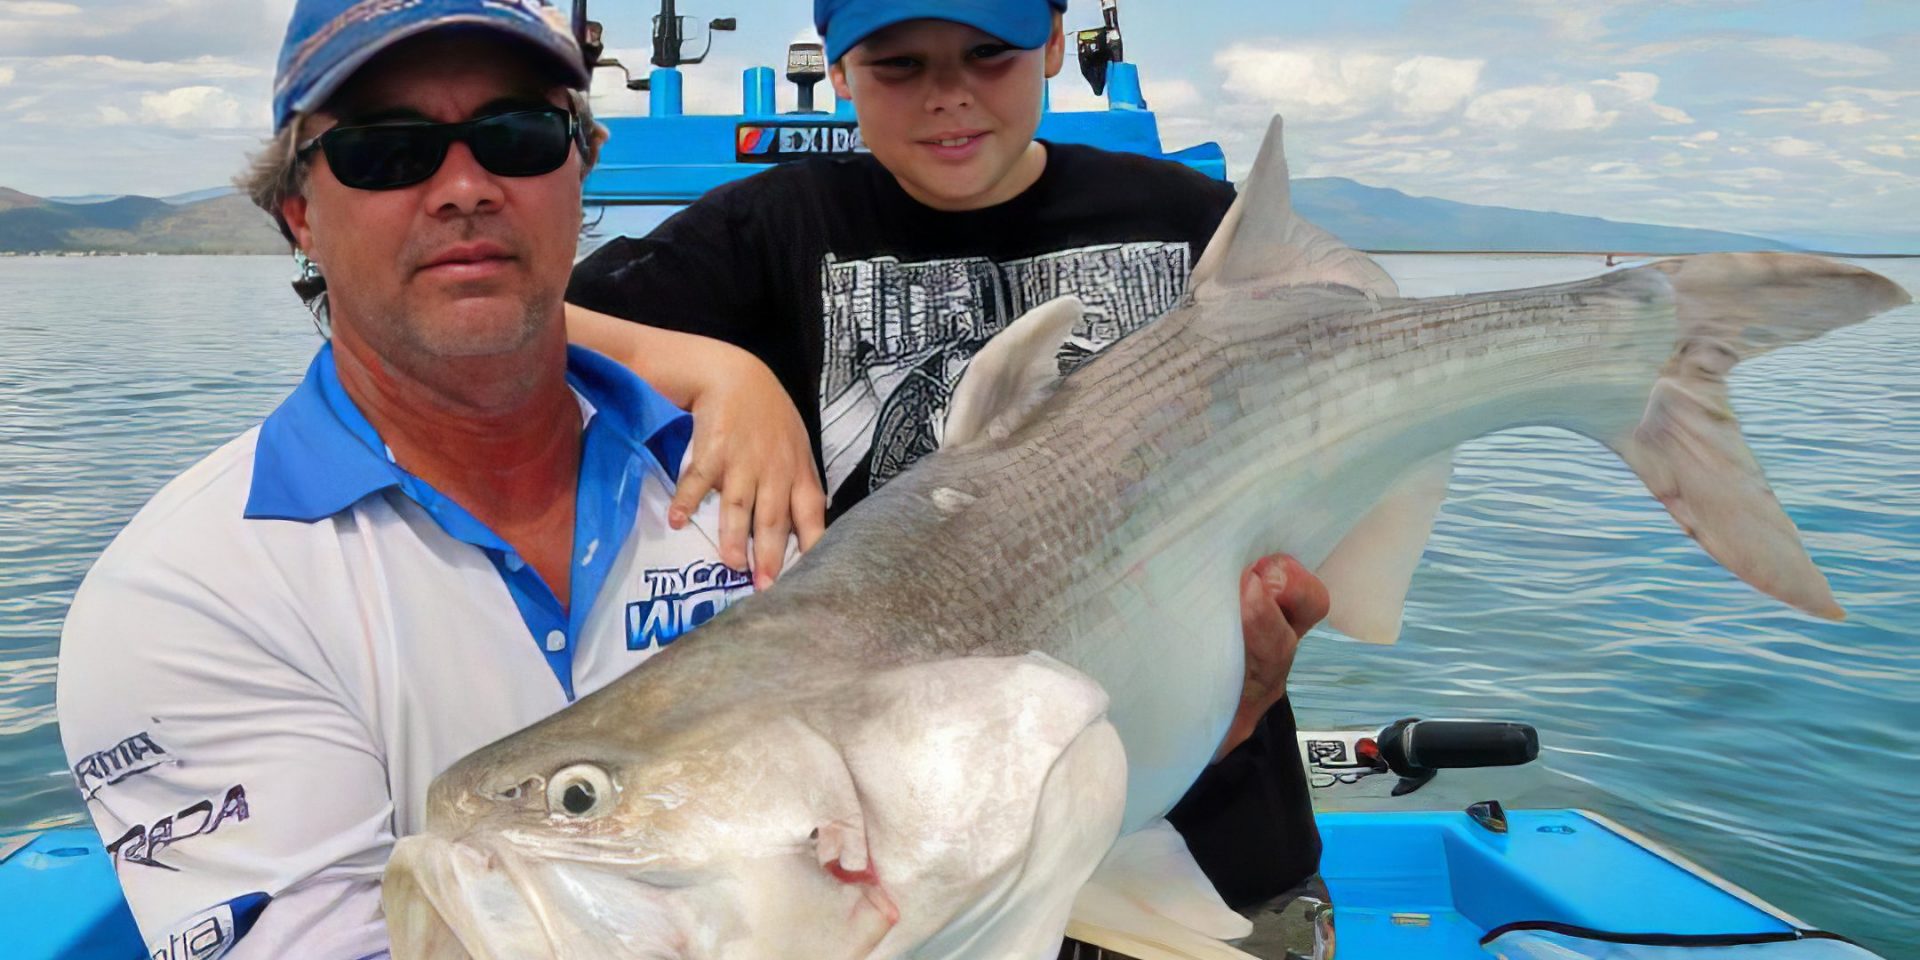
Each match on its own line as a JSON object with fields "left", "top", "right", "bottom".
{"left": 297, "top": 107, "right": 581, "bottom": 191}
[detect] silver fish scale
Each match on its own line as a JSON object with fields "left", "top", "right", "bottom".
{"left": 783, "top": 274, "right": 1668, "bottom": 659}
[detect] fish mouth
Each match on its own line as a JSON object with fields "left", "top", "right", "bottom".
{"left": 385, "top": 834, "right": 688, "bottom": 960}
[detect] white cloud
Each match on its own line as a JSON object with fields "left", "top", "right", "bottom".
{"left": 1215, "top": 46, "right": 1391, "bottom": 122}
{"left": 1390, "top": 56, "right": 1483, "bottom": 116}
{"left": 1866, "top": 144, "right": 1908, "bottom": 159}
{"left": 0, "top": 1, "right": 79, "bottom": 14}
{"left": 1749, "top": 37, "right": 1891, "bottom": 71}
{"left": 1695, "top": 190, "right": 1776, "bottom": 209}
{"left": 138, "top": 85, "right": 245, "bottom": 128}
{"left": 1050, "top": 76, "right": 1201, "bottom": 115}
{"left": 1653, "top": 130, "right": 1721, "bottom": 148}
{"left": 1818, "top": 100, "right": 1880, "bottom": 125}
{"left": 19, "top": 54, "right": 263, "bottom": 82}
{"left": 1825, "top": 87, "right": 1919, "bottom": 105}
{"left": 1767, "top": 136, "right": 1823, "bottom": 158}
{"left": 1595, "top": 71, "right": 1659, "bottom": 101}
{"left": 0, "top": 65, "right": 13, "bottom": 86}
{"left": 1593, "top": 71, "right": 1694, "bottom": 124}
{"left": 1833, "top": 157, "right": 1903, "bottom": 178}
{"left": 1214, "top": 45, "right": 1482, "bottom": 123}
{"left": 1465, "top": 85, "right": 1618, "bottom": 131}
{"left": 1744, "top": 99, "right": 1892, "bottom": 125}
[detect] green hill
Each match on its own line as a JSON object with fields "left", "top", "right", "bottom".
{"left": 0, "top": 190, "right": 285, "bottom": 255}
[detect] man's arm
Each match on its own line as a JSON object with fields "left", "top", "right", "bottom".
{"left": 57, "top": 553, "right": 395, "bottom": 959}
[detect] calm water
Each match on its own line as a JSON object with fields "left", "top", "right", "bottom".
{"left": 1, "top": 255, "right": 1915, "bottom": 954}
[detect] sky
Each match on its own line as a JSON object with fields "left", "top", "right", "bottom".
{"left": 0, "top": 0, "right": 1914, "bottom": 249}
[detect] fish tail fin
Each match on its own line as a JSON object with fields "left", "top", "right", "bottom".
{"left": 1603, "top": 253, "right": 1909, "bottom": 618}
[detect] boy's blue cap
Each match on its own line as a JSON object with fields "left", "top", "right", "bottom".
{"left": 272, "top": 0, "right": 589, "bottom": 131}
{"left": 815, "top": 0, "right": 1067, "bottom": 63}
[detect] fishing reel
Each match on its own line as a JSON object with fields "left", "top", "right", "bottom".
{"left": 1297, "top": 718, "right": 1538, "bottom": 797}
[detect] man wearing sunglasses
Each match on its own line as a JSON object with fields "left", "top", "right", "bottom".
{"left": 55, "top": 2, "right": 783, "bottom": 956}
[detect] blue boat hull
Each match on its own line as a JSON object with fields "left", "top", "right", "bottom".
{"left": 1319, "top": 809, "right": 1806, "bottom": 958}
{"left": 11, "top": 808, "right": 1864, "bottom": 960}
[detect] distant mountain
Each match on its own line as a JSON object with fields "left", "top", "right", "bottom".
{"left": 1291, "top": 177, "right": 1796, "bottom": 253}
{"left": 0, "top": 189, "right": 283, "bottom": 255}
{"left": 163, "top": 186, "right": 240, "bottom": 206}
{"left": 0, "top": 187, "right": 43, "bottom": 213}
{"left": 2, "top": 177, "right": 1812, "bottom": 255}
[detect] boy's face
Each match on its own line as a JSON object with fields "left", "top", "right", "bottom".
{"left": 831, "top": 16, "right": 1065, "bottom": 211}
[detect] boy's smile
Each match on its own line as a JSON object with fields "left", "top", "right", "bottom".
{"left": 831, "top": 17, "right": 1066, "bottom": 211}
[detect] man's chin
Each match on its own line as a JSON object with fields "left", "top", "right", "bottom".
{"left": 396, "top": 301, "right": 552, "bottom": 360}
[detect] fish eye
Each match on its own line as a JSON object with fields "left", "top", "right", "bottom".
{"left": 546, "top": 763, "right": 618, "bottom": 819}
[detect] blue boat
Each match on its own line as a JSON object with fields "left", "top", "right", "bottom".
{"left": 2, "top": 4, "right": 1887, "bottom": 959}
{"left": 9, "top": 806, "right": 1879, "bottom": 959}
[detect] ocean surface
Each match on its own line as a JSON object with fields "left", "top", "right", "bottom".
{"left": 1, "top": 254, "right": 1915, "bottom": 955}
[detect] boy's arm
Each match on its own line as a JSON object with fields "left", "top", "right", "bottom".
{"left": 567, "top": 304, "right": 825, "bottom": 585}
{"left": 568, "top": 192, "right": 824, "bottom": 584}
{"left": 58, "top": 558, "right": 395, "bottom": 959}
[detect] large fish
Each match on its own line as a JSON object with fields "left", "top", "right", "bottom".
{"left": 382, "top": 119, "right": 1909, "bottom": 960}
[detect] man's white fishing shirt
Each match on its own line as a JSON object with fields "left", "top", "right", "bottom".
{"left": 56, "top": 345, "right": 755, "bottom": 960}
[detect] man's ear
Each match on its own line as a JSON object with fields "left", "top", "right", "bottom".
{"left": 1043, "top": 12, "right": 1065, "bottom": 79}
{"left": 281, "top": 193, "right": 315, "bottom": 255}
{"left": 829, "top": 61, "right": 853, "bottom": 102}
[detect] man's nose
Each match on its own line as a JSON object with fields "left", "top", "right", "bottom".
{"left": 422, "top": 141, "right": 505, "bottom": 216}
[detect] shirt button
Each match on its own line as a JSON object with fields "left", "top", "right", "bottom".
{"left": 545, "top": 629, "right": 567, "bottom": 652}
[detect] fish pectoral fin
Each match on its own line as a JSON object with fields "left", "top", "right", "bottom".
{"left": 1065, "top": 820, "right": 1256, "bottom": 960}
{"left": 1187, "top": 116, "right": 1398, "bottom": 303}
{"left": 943, "top": 295, "right": 1084, "bottom": 448}
{"left": 1599, "top": 253, "right": 1910, "bottom": 619}
{"left": 1316, "top": 451, "right": 1454, "bottom": 644}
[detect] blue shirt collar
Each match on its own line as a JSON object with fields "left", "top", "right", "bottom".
{"left": 245, "top": 344, "right": 692, "bottom": 522}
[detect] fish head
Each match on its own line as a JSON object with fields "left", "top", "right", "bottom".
{"left": 384, "top": 703, "right": 904, "bottom": 960}
{"left": 384, "top": 651, "right": 1131, "bottom": 960}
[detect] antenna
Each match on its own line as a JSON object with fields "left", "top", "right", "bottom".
{"left": 1075, "top": 0, "right": 1124, "bottom": 96}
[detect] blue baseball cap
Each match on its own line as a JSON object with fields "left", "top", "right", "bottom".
{"left": 271, "top": 0, "right": 590, "bottom": 131}
{"left": 815, "top": 0, "right": 1068, "bottom": 63}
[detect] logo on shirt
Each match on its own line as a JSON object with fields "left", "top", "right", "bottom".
{"left": 73, "top": 730, "right": 172, "bottom": 800}
{"left": 736, "top": 121, "right": 866, "bottom": 162}
{"left": 626, "top": 560, "right": 754, "bottom": 650}
{"left": 146, "top": 892, "right": 270, "bottom": 960}
{"left": 816, "top": 242, "right": 1192, "bottom": 498}
{"left": 109, "top": 784, "right": 250, "bottom": 872}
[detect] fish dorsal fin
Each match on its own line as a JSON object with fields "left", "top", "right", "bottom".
{"left": 1066, "top": 820, "right": 1256, "bottom": 960}
{"left": 942, "top": 295, "right": 1084, "bottom": 448}
{"left": 1190, "top": 116, "right": 1398, "bottom": 302}
{"left": 1316, "top": 451, "right": 1454, "bottom": 644}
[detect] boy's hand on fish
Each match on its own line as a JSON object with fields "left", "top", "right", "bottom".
{"left": 671, "top": 353, "right": 828, "bottom": 588}
{"left": 1217, "top": 554, "right": 1329, "bottom": 762}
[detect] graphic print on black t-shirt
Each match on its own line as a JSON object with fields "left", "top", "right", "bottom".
{"left": 816, "top": 240, "right": 1191, "bottom": 499}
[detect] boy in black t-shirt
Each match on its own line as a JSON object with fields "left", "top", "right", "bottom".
{"left": 566, "top": 0, "right": 1330, "bottom": 932}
